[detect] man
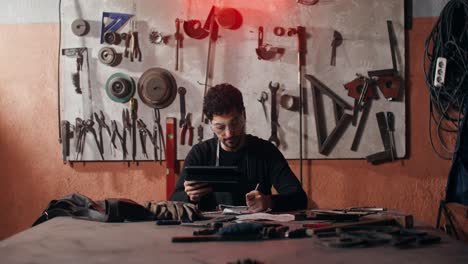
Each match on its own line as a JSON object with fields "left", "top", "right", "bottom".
{"left": 170, "top": 83, "right": 307, "bottom": 212}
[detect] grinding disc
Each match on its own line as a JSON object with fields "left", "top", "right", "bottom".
{"left": 98, "top": 47, "right": 120, "bottom": 66}
{"left": 104, "top": 32, "right": 121, "bottom": 45}
{"left": 138, "top": 67, "right": 177, "bottom": 109}
{"left": 216, "top": 8, "right": 242, "bottom": 30}
{"left": 105, "top": 73, "right": 135, "bottom": 103}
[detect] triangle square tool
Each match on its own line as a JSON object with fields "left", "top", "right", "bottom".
{"left": 305, "top": 75, "right": 353, "bottom": 156}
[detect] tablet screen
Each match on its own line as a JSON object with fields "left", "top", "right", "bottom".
{"left": 184, "top": 166, "right": 241, "bottom": 192}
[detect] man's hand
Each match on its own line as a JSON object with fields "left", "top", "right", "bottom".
{"left": 184, "top": 181, "right": 213, "bottom": 202}
{"left": 245, "top": 191, "right": 272, "bottom": 213}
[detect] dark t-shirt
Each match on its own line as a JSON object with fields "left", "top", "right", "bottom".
{"left": 170, "top": 134, "right": 308, "bottom": 211}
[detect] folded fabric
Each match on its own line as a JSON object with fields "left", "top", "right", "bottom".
{"left": 144, "top": 201, "right": 202, "bottom": 222}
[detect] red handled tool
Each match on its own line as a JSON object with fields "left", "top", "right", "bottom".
{"left": 166, "top": 117, "right": 176, "bottom": 200}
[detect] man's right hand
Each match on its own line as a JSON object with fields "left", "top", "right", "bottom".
{"left": 184, "top": 181, "right": 213, "bottom": 202}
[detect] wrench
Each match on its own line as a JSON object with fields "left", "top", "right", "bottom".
{"left": 268, "top": 82, "right": 280, "bottom": 147}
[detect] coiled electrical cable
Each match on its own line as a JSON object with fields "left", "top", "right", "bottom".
{"left": 424, "top": 0, "right": 468, "bottom": 159}
{"left": 57, "top": 0, "right": 62, "bottom": 143}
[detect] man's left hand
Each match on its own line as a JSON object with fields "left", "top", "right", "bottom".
{"left": 245, "top": 191, "right": 272, "bottom": 213}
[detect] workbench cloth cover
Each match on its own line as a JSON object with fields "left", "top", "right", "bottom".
{"left": 144, "top": 200, "right": 202, "bottom": 221}
{"left": 32, "top": 193, "right": 154, "bottom": 226}
{"left": 445, "top": 104, "right": 468, "bottom": 205}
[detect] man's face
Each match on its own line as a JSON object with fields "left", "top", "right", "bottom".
{"left": 210, "top": 110, "right": 246, "bottom": 151}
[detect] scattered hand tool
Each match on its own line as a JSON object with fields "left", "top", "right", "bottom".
{"left": 130, "top": 20, "right": 142, "bottom": 62}
{"left": 154, "top": 109, "right": 165, "bottom": 163}
{"left": 344, "top": 74, "right": 377, "bottom": 126}
{"left": 123, "top": 20, "right": 142, "bottom": 62}
{"left": 310, "top": 218, "right": 401, "bottom": 236}
{"left": 172, "top": 222, "right": 264, "bottom": 243}
{"left": 166, "top": 117, "right": 177, "bottom": 200}
{"left": 366, "top": 112, "right": 397, "bottom": 164}
{"left": 180, "top": 113, "right": 194, "bottom": 146}
{"left": 174, "top": 18, "right": 183, "bottom": 71}
{"left": 386, "top": 112, "right": 396, "bottom": 160}
{"left": 178, "top": 87, "right": 187, "bottom": 127}
{"left": 257, "top": 91, "right": 269, "bottom": 121}
{"left": 198, "top": 7, "right": 219, "bottom": 143}
{"left": 100, "top": 12, "right": 133, "bottom": 44}
{"left": 130, "top": 98, "right": 138, "bottom": 161}
{"left": 343, "top": 74, "right": 377, "bottom": 152}
{"left": 256, "top": 26, "right": 285, "bottom": 60}
{"left": 268, "top": 81, "right": 281, "bottom": 147}
{"left": 296, "top": 26, "right": 306, "bottom": 185}
{"left": 124, "top": 30, "right": 131, "bottom": 58}
{"left": 306, "top": 75, "right": 353, "bottom": 155}
{"left": 367, "top": 20, "right": 402, "bottom": 100}
{"left": 110, "top": 120, "right": 128, "bottom": 159}
{"left": 350, "top": 100, "right": 372, "bottom": 151}
{"left": 122, "top": 109, "right": 132, "bottom": 160}
{"left": 74, "top": 118, "right": 84, "bottom": 160}
{"left": 148, "top": 29, "right": 165, "bottom": 44}
{"left": 136, "top": 119, "right": 152, "bottom": 159}
{"left": 330, "top": 30, "right": 343, "bottom": 66}
{"left": 61, "top": 120, "right": 73, "bottom": 163}
{"left": 93, "top": 111, "right": 115, "bottom": 155}
{"left": 62, "top": 48, "right": 86, "bottom": 94}
{"left": 156, "top": 220, "right": 181, "bottom": 225}
{"left": 74, "top": 117, "right": 104, "bottom": 161}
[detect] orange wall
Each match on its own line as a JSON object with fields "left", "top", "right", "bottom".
{"left": 0, "top": 17, "right": 451, "bottom": 240}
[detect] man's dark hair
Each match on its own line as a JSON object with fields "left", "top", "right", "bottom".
{"left": 203, "top": 83, "right": 245, "bottom": 120}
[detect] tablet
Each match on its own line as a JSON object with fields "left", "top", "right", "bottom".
{"left": 184, "top": 166, "right": 241, "bottom": 192}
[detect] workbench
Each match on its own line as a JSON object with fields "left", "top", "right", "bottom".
{"left": 1, "top": 217, "right": 467, "bottom": 263}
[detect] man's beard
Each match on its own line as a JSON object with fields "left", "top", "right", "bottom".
{"left": 221, "top": 128, "right": 246, "bottom": 151}
{"left": 222, "top": 135, "right": 243, "bottom": 149}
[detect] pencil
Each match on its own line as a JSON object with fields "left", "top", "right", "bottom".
{"left": 254, "top": 183, "right": 260, "bottom": 191}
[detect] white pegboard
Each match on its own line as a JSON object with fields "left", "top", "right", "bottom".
{"left": 60, "top": 0, "right": 406, "bottom": 161}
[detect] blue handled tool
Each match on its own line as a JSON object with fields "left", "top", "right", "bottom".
{"left": 100, "top": 12, "right": 133, "bottom": 44}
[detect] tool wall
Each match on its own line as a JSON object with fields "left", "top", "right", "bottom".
{"left": 60, "top": 0, "right": 406, "bottom": 162}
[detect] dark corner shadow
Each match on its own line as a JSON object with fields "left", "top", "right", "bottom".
{"left": 404, "top": 29, "right": 411, "bottom": 161}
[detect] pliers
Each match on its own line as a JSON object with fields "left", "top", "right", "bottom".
{"left": 122, "top": 109, "right": 132, "bottom": 160}
{"left": 110, "top": 120, "right": 128, "bottom": 159}
{"left": 180, "top": 113, "right": 194, "bottom": 146}
{"left": 75, "top": 116, "right": 104, "bottom": 160}
{"left": 136, "top": 119, "right": 152, "bottom": 159}
{"left": 153, "top": 109, "right": 165, "bottom": 164}
{"left": 74, "top": 118, "right": 85, "bottom": 160}
{"left": 93, "top": 110, "right": 115, "bottom": 155}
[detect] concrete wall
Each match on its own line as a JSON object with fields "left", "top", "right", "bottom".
{"left": 0, "top": 0, "right": 454, "bottom": 240}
